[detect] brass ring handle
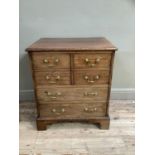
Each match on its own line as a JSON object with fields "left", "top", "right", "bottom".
{"left": 46, "top": 75, "right": 61, "bottom": 84}
{"left": 51, "top": 108, "right": 65, "bottom": 113}
{"left": 84, "top": 92, "right": 98, "bottom": 96}
{"left": 50, "top": 96, "right": 57, "bottom": 99}
{"left": 43, "top": 58, "right": 60, "bottom": 66}
{"left": 84, "top": 75, "right": 100, "bottom": 83}
{"left": 85, "top": 61, "right": 96, "bottom": 67}
{"left": 45, "top": 91, "right": 62, "bottom": 97}
{"left": 84, "top": 58, "right": 100, "bottom": 67}
{"left": 90, "top": 63, "right": 95, "bottom": 67}
{"left": 87, "top": 80, "right": 95, "bottom": 83}
{"left": 49, "top": 81, "right": 57, "bottom": 84}
{"left": 84, "top": 107, "right": 97, "bottom": 112}
{"left": 47, "top": 64, "right": 55, "bottom": 67}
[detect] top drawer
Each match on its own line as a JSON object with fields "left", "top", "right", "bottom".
{"left": 74, "top": 53, "right": 111, "bottom": 69}
{"left": 31, "top": 52, "right": 70, "bottom": 70}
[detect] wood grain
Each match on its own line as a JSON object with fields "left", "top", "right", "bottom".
{"left": 31, "top": 52, "right": 70, "bottom": 70}
{"left": 74, "top": 69, "right": 110, "bottom": 85}
{"left": 105, "top": 52, "right": 115, "bottom": 116}
{"left": 26, "top": 38, "right": 117, "bottom": 130}
{"left": 39, "top": 102, "right": 106, "bottom": 118}
{"left": 36, "top": 86, "right": 109, "bottom": 102}
{"left": 34, "top": 70, "right": 70, "bottom": 85}
{"left": 26, "top": 38, "right": 117, "bottom": 51}
{"left": 74, "top": 53, "right": 112, "bottom": 69}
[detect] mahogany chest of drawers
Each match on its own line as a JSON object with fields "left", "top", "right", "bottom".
{"left": 26, "top": 38, "right": 117, "bottom": 130}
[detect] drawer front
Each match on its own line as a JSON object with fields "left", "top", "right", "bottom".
{"left": 36, "top": 86, "right": 108, "bottom": 102}
{"left": 39, "top": 102, "right": 106, "bottom": 118}
{"left": 34, "top": 70, "right": 70, "bottom": 85}
{"left": 74, "top": 53, "right": 111, "bottom": 69}
{"left": 31, "top": 52, "right": 70, "bottom": 69}
{"left": 74, "top": 69, "right": 110, "bottom": 85}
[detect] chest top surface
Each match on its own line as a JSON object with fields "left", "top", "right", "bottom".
{"left": 26, "top": 37, "right": 117, "bottom": 52}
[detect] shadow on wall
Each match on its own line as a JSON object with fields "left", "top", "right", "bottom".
{"left": 19, "top": 54, "right": 35, "bottom": 101}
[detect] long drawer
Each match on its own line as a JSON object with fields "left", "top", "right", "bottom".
{"left": 36, "top": 86, "right": 109, "bottom": 102}
{"left": 39, "top": 102, "right": 106, "bottom": 118}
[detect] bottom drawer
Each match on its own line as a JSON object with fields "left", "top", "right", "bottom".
{"left": 39, "top": 102, "right": 106, "bottom": 118}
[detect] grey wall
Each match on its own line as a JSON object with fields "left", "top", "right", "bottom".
{"left": 19, "top": 0, "right": 135, "bottom": 100}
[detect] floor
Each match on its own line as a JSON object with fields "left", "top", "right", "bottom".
{"left": 19, "top": 100, "right": 135, "bottom": 155}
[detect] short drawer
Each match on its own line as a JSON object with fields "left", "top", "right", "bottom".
{"left": 39, "top": 102, "right": 106, "bottom": 118}
{"left": 36, "top": 86, "right": 108, "bottom": 102}
{"left": 74, "top": 69, "right": 110, "bottom": 85}
{"left": 74, "top": 53, "right": 111, "bottom": 69}
{"left": 31, "top": 52, "right": 70, "bottom": 69}
{"left": 34, "top": 70, "right": 70, "bottom": 85}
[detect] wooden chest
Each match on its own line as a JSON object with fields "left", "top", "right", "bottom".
{"left": 26, "top": 38, "right": 117, "bottom": 130}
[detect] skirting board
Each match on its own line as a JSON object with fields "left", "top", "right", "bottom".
{"left": 19, "top": 88, "right": 135, "bottom": 101}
